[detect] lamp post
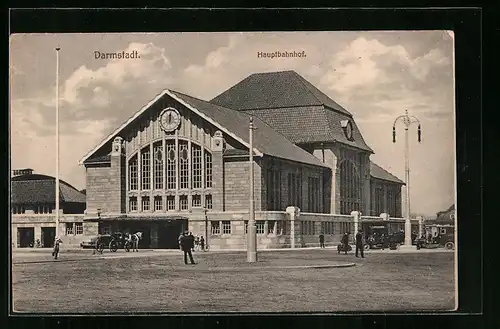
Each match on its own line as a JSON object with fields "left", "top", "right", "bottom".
{"left": 55, "top": 47, "right": 61, "bottom": 240}
{"left": 393, "top": 110, "right": 421, "bottom": 247}
{"left": 247, "top": 117, "right": 257, "bottom": 262}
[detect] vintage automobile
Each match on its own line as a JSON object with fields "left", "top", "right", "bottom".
{"left": 417, "top": 224, "right": 455, "bottom": 250}
{"left": 80, "top": 232, "right": 132, "bottom": 252}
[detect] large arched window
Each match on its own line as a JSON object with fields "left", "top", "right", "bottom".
{"left": 339, "top": 160, "right": 361, "bottom": 215}
{"left": 128, "top": 138, "right": 213, "bottom": 212}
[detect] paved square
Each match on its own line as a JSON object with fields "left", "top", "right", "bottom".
{"left": 12, "top": 249, "right": 455, "bottom": 313}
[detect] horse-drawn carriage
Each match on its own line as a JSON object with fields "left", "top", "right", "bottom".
{"left": 94, "top": 232, "right": 132, "bottom": 253}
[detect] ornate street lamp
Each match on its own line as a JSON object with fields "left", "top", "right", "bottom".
{"left": 393, "top": 110, "right": 422, "bottom": 247}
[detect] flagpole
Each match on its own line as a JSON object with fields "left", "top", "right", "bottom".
{"left": 55, "top": 47, "right": 60, "bottom": 239}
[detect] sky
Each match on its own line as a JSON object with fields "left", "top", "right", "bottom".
{"left": 9, "top": 31, "right": 455, "bottom": 217}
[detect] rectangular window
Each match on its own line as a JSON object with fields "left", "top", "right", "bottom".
{"left": 205, "top": 152, "right": 212, "bottom": 188}
{"left": 267, "top": 221, "right": 275, "bottom": 234}
{"left": 192, "top": 145, "right": 202, "bottom": 189}
{"left": 129, "top": 197, "right": 138, "bottom": 211}
{"left": 244, "top": 220, "right": 248, "bottom": 234}
{"left": 276, "top": 221, "right": 283, "bottom": 235}
{"left": 211, "top": 221, "right": 220, "bottom": 235}
{"left": 142, "top": 196, "right": 150, "bottom": 212}
{"left": 180, "top": 195, "right": 188, "bottom": 210}
{"left": 256, "top": 221, "right": 265, "bottom": 234}
{"left": 192, "top": 195, "right": 202, "bottom": 208}
{"left": 288, "top": 173, "right": 297, "bottom": 207}
{"left": 179, "top": 142, "right": 189, "bottom": 189}
{"left": 129, "top": 156, "right": 138, "bottom": 190}
{"left": 166, "top": 141, "right": 176, "bottom": 189}
{"left": 141, "top": 148, "right": 151, "bottom": 190}
{"left": 167, "top": 196, "right": 175, "bottom": 211}
{"left": 222, "top": 221, "right": 231, "bottom": 234}
{"left": 154, "top": 196, "right": 162, "bottom": 211}
{"left": 153, "top": 143, "right": 163, "bottom": 190}
{"left": 66, "top": 223, "right": 74, "bottom": 235}
{"left": 267, "top": 167, "right": 281, "bottom": 211}
{"left": 205, "top": 194, "right": 213, "bottom": 210}
{"left": 75, "top": 223, "right": 83, "bottom": 235}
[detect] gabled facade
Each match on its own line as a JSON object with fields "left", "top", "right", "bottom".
{"left": 78, "top": 70, "right": 404, "bottom": 249}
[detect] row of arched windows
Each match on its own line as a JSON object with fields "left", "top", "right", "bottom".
{"left": 339, "top": 160, "right": 362, "bottom": 215}
{"left": 128, "top": 139, "right": 212, "bottom": 192}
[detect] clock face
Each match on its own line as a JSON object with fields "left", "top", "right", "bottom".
{"left": 345, "top": 120, "right": 354, "bottom": 140}
{"left": 160, "top": 108, "right": 181, "bottom": 132}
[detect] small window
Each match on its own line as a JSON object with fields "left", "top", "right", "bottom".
{"left": 129, "top": 197, "right": 138, "bottom": 211}
{"left": 167, "top": 196, "right": 175, "bottom": 211}
{"left": 192, "top": 195, "right": 202, "bottom": 208}
{"left": 66, "top": 223, "right": 74, "bottom": 235}
{"left": 222, "top": 221, "right": 231, "bottom": 234}
{"left": 211, "top": 221, "right": 220, "bottom": 235}
{"left": 244, "top": 220, "right": 248, "bottom": 234}
{"left": 154, "top": 196, "right": 162, "bottom": 211}
{"left": 75, "top": 223, "right": 83, "bottom": 235}
{"left": 256, "top": 221, "right": 265, "bottom": 234}
{"left": 142, "top": 197, "right": 150, "bottom": 211}
{"left": 267, "top": 221, "right": 275, "bottom": 234}
{"left": 180, "top": 196, "right": 188, "bottom": 210}
{"left": 102, "top": 225, "right": 111, "bottom": 235}
{"left": 440, "top": 228, "right": 446, "bottom": 234}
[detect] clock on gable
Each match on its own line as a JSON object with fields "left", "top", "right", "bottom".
{"left": 341, "top": 119, "right": 354, "bottom": 141}
{"left": 159, "top": 107, "right": 181, "bottom": 132}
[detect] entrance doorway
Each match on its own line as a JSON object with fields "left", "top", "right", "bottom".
{"left": 17, "top": 227, "right": 34, "bottom": 248}
{"left": 158, "top": 218, "right": 188, "bottom": 249}
{"left": 41, "top": 227, "right": 56, "bottom": 248}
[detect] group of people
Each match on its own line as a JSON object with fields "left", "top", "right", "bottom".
{"left": 321, "top": 230, "right": 366, "bottom": 258}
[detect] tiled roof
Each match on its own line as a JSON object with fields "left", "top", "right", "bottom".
{"left": 370, "top": 162, "right": 405, "bottom": 185}
{"left": 241, "top": 107, "right": 372, "bottom": 152}
{"left": 11, "top": 174, "right": 86, "bottom": 205}
{"left": 85, "top": 154, "right": 111, "bottom": 164}
{"left": 170, "top": 90, "right": 329, "bottom": 168}
{"left": 211, "top": 70, "right": 352, "bottom": 116}
{"left": 210, "top": 70, "right": 373, "bottom": 152}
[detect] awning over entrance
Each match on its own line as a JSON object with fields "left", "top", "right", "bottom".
{"left": 83, "top": 215, "right": 188, "bottom": 222}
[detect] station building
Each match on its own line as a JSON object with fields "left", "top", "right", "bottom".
{"left": 10, "top": 168, "right": 93, "bottom": 248}
{"left": 79, "top": 70, "right": 406, "bottom": 250}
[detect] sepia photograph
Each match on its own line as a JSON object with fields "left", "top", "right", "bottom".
{"left": 10, "top": 31, "right": 457, "bottom": 313}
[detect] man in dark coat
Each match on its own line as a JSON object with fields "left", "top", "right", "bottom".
{"left": 180, "top": 231, "right": 196, "bottom": 265}
{"left": 355, "top": 229, "right": 365, "bottom": 258}
{"left": 319, "top": 233, "right": 325, "bottom": 248}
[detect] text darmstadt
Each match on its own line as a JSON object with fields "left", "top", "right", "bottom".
{"left": 94, "top": 50, "right": 140, "bottom": 60}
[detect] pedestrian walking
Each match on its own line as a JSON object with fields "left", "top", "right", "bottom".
{"left": 341, "top": 232, "right": 350, "bottom": 255}
{"left": 180, "top": 231, "right": 196, "bottom": 265}
{"left": 52, "top": 236, "right": 63, "bottom": 260}
{"left": 355, "top": 229, "right": 365, "bottom": 258}
{"left": 199, "top": 236, "right": 205, "bottom": 251}
{"left": 319, "top": 233, "right": 325, "bottom": 248}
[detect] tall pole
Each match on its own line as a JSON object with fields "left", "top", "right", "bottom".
{"left": 247, "top": 117, "right": 257, "bottom": 262}
{"left": 393, "top": 110, "right": 421, "bottom": 247}
{"left": 404, "top": 125, "right": 411, "bottom": 246}
{"left": 55, "top": 47, "right": 60, "bottom": 239}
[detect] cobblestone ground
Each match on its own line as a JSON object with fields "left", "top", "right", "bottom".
{"left": 11, "top": 249, "right": 455, "bottom": 313}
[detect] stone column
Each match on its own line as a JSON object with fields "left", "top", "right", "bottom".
{"left": 286, "top": 206, "right": 299, "bottom": 248}
{"left": 351, "top": 210, "right": 360, "bottom": 236}
{"left": 212, "top": 131, "right": 225, "bottom": 211}
{"left": 110, "top": 136, "right": 125, "bottom": 214}
{"left": 417, "top": 215, "right": 423, "bottom": 237}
